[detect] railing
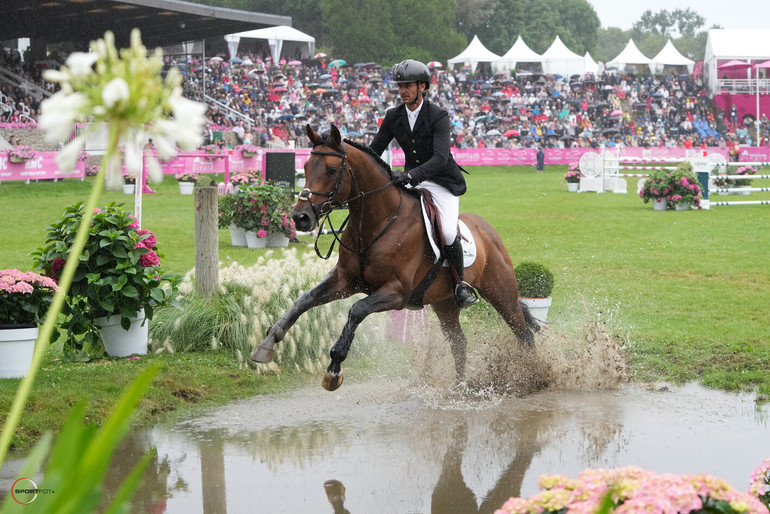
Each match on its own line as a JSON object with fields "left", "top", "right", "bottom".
{"left": 203, "top": 94, "right": 256, "bottom": 128}
{"left": 717, "top": 79, "right": 770, "bottom": 95}
{"left": 0, "top": 66, "right": 52, "bottom": 102}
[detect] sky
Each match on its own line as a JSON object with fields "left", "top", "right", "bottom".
{"left": 588, "top": 0, "right": 768, "bottom": 31}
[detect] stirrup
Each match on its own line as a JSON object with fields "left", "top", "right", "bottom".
{"left": 455, "top": 281, "right": 479, "bottom": 308}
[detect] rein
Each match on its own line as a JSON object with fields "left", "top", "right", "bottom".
{"left": 303, "top": 144, "right": 404, "bottom": 268}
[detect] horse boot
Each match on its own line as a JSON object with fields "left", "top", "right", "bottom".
{"left": 444, "top": 235, "right": 478, "bottom": 308}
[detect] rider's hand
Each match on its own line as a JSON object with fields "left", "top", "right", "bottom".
{"left": 392, "top": 170, "right": 412, "bottom": 187}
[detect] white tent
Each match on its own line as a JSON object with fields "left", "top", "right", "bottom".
{"left": 584, "top": 52, "right": 599, "bottom": 76}
{"left": 704, "top": 29, "right": 770, "bottom": 95}
{"left": 650, "top": 40, "right": 695, "bottom": 74}
{"left": 606, "top": 39, "right": 653, "bottom": 73}
{"left": 500, "top": 36, "right": 542, "bottom": 71}
{"left": 224, "top": 25, "right": 316, "bottom": 64}
{"left": 541, "top": 36, "right": 585, "bottom": 77}
{"left": 447, "top": 35, "right": 502, "bottom": 73}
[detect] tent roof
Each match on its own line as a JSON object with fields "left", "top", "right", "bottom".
{"left": 652, "top": 40, "right": 694, "bottom": 66}
{"left": 447, "top": 35, "right": 502, "bottom": 71}
{"left": 607, "top": 39, "right": 653, "bottom": 67}
{"left": 705, "top": 29, "right": 770, "bottom": 60}
{"left": 227, "top": 25, "right": 315, "bottom": 44}
{"left": 584, "top": 52, "right": 598, "bottom": 75}
{"left": 501, "top": 36, "right": 542, "bottom": 62}
{"left": 541, "top": 36, "right": 582, "bottom": 61}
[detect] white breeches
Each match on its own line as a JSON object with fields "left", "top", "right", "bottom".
{"left": 415, "top": 180, "right": 459, "bottom": 245}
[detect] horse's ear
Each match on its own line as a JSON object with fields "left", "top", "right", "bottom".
{"left": 306, "top": 124, "right": 320, "bottom": 145}
{"left": 330, "top": 125, "right": 342, "bottom": 148}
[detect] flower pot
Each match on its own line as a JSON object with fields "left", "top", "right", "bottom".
{"left": 567, "top": 182, "right": 578, "bottom": 192}
{"left": 245, "top": 230, "right": 267, "bottom": 249}
{"left": 9, "top": 156, "right": 25, "bottom": 163}
{"left": 652, "top": 198, "right": 668, "bottom": 211}
{"left": 243, "top": 151, "right": 257, "bottom": 158}
{"left": 178, "top": 181, "right": 195, "bottom": 195}
{"left": 0, "top": 325, "right": 38, "bottom": 378}
{"left": 93, "top": 309, "right": 148, "bottom": 357}
{"left": 267, "top": 232, "right": 289, "bottom": 247}
{"left": 229, "top": 224, "right": 247, "bottom": 247}
{"left": 123, "top": 184, "right": 135, "bottom": 194}
{"left": 519, "top": 297, "right": 552, "bottom": 324}
{"left": 674, "top": 203, "right": 690, "bottom": 211}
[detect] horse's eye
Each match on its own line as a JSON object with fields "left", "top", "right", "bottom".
{"left": 327, "top": 166, "right": 338, "bottom": 176}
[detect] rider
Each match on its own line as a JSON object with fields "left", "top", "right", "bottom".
{"left": 369, "top": 59, "right": 478, "bottom": 308}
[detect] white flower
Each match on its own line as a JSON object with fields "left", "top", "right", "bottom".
{"left": 39, "top": 92, "right": 87, "bottom": 143}
{"left": 102, "top": 77, "right": 130, "bottom": 109}
{"left": 55, "top": 136, "right": 86, "bottom": 173}
{"left": 168, "top": 94, "right": 206, "bottom": 150}
{"left": 65, "top": 52, "right": 97, "bottom": 77}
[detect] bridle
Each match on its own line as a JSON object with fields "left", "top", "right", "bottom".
{"left": 301, "top": 141, "right": 404, "bottom": 265}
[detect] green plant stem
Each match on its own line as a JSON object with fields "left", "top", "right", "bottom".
{"left": 0, "top": 127, "right": 118, "bottom": 467}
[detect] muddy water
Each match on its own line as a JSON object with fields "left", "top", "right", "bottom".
{"left": 2, "top": 323, "right": 769, "bottom": 513}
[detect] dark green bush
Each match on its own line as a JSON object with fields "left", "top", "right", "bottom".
{"left": 514, "top": 261, "right": 554, "bottom": 298}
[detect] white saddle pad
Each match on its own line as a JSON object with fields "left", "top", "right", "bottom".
{"left": 420, "top": 196, "right": 477, "bottom": 267}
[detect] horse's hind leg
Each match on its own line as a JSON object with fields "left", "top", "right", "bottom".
{"left": 479, "top": 280, "right": 536, "bottom": 349}
{"left": 432, "top": 299, "right": 468, "bottom": 381}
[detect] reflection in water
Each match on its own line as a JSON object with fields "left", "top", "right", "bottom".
{"left": 6, "top": 382, "right": 765, "bottom": 513}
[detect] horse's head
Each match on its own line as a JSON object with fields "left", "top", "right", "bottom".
{"left": 293, "top": 124, "right": 349, "bottom": 232}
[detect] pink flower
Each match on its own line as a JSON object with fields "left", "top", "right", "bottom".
{"left": 49, "top": 258, "right": 66, "bottom": 280}
{"left": 261, "top": 218, "right": 270, "bottom": 226}
{"left": 257, "top": 229, "right": 267, "bottom": 238}
{"left": 135, "top": 229, "right": 157, "bottom": 249}
{"left": 138, "top": 250, "right": 159, "bottom": 267}
{"left": 128, "top": 215, "right": 140, "bottom": 228}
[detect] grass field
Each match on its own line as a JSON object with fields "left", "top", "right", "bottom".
{"left": 1, "top": 165, "right": 769, "bottom": 405}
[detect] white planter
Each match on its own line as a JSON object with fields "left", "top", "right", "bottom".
{"left": 94, "top": 309, "right": 148, "bottom": 357}
{"left": 0, "top": 326, "right": 38, "bottom": 378}
{"left": 567, "top": 182, "right": 579, "bottom": 192}
{"left": 123, "top": 184, "right": 135, "bottom": 194}
{"left": 267, "top": 232, "right": 290, "bottom": 247}
{"left": 652, "top": 198, "right": 668, "bottom": 211}
{"left": 245, "top": 230, "right": 267, "bottom": 249}
{"left": 229, "top": 224, "right": 247, "bottom": 247}
{"left": 178, "top": 181, "right": 195, "bottom": 195}
{"left": 519, "top": 297, "right": 552, "bottom": 324}
{"left": 674, "top": 203, "right": 689, "bottom": 211}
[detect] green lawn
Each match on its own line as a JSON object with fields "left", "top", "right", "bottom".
{"left": 1, "top": 166, "right": 769, "bottom": 448}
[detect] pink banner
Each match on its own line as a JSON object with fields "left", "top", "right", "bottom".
{"left": 0, "top": 153, "right": 85, "bottom": 181}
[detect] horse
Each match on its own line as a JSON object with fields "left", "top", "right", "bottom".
{"left": 251, "top": 124, "right": 539, "bottom": 391}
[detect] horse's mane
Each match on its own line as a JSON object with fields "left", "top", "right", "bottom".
{"left": 343, "top": 138, "right": 393, "bottom": 177}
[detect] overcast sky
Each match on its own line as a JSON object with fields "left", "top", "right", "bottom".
{"left": 588, "top": 0, "right": 768, "bottom": 31}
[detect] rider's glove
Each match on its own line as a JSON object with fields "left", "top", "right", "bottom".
{"left": 392, "top": 170, "right": 412, "bottom": 187}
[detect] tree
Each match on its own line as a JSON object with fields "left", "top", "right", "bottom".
{"left": 594, "top": 27, "right": 631, "bottom": 63}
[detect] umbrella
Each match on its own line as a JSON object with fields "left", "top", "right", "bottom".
{"left": 427, "top": 61, "right": 443, "bottom": 68}
{"left": 718, "top": 59, "right": 751, "bottom": 70}
{"left": 242, "top": 58, "right": 254, "bottom": 66}
{"left": 313, "top": 52, "right": 328, "bottom": 59}
{"left": 353, "top": 62, "right": 367, "bottom": 68}
{"left": 271, "top": 86, "right": 288, "bottom": 93}
{"left": 329, "top": 59, "right": 347, "bottom": 67}
{"left": 313, "top": 88, "right": 328, "bottom": 94}
{"left": 609, "top": 109, "right": 623, "bottom": 117}
{"left": 209, "top": 56, "right": 223, "bottom": 63}
{"left": 230, "top": 57, "right": 243, "bottom": 64}
{"left": 754, "top": 59, "right": 770, "bottom": 69}
{"left": 602, "top": 128, "right": 620, "bottom": 136}
{"left": 516, "top": 70, "right": 533, "bottom": 77}
{"left": 503, "top": 129, "right": 519, "bottom": 137}
{"left": 287, "top": 60, "right": 302, "bottom": 66}
{"left": 319, "top": 73, "right": 332, "bottom": 79}
{"left": 494, "top": 70, "right": 509, "bottom": 76}
{"left": 247, "top": 69, "right": 264, "bottom": 76}
{"left": 486, "top": 129, "right": 502, "bottom": 136}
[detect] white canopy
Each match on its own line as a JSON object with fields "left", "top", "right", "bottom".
{"left": 704, "top": 29, "right": 770, "bottom": 95}
{"left": 541, "top": 36, "right": 585, "bottom": 77}
{"left": 650, "top": 40, "right": 695, "bottom": 74}
{"left": 225, "top": 25, "right": 316, "bottom": 64}
{"left": 447, "top": 35, "right": 502, "bottom": 73}
{"left": 606, "top": 39, "right": 653, "bottom": 73}
{"left": 584, "top": 52, "right": 599, "bottom": 76}
{"left": 501, "top": 36, "right": 542, "bottom": 70}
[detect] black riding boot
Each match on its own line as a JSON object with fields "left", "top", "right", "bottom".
{"left": 444, "top": 236, "right": 478, "bottom": 308}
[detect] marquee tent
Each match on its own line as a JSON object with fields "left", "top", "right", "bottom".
{"left": 447, "top": 35, "right": 502, "bottom": 73}
{"left": 541, "top": 36, "right": 585, "bottom": 77}
{"left": 225, "top": 25, "right": 316, "bottom": 64}
{"left": 584, "top": 52, "right": 599, "bottom": 76}
{"left": 704, "top": 29, "right": 770, "bottom": 95}
{"left": 605, "top": 39, "right": 653, "bottom": 73}
{"left": 650, "top": 40, "right": 695, "bottom": 74}
{"left": 500, "top": 36, "right": 542, "bottom": 71}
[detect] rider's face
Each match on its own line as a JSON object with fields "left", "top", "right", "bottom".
{"left": 398, "top": 81, "right": 423, "bottom": 108}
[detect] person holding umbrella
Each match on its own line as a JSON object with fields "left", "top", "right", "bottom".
{"left": 369, "top": 59, "right": 477, "bottom": 308}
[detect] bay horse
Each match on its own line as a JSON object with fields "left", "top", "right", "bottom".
{"left": 251, "top": 124, "right": 538, "bottom": 391}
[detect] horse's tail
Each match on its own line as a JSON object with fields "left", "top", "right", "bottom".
{"left": 519, "top": 300, "right": 541, "bottom": 332}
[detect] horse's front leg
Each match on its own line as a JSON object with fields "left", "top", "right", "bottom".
{"left": 251, "top": 270, "right": 351, "bottom": 363}
{"left": 323, "top": 287, "right": 403, "bottom": 391}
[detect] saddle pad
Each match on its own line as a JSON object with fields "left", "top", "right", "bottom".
{"left": 420, "top": 196, "right": 477, "bottom": 268}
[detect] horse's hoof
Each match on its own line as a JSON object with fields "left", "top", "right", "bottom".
{"left": 250, "top": 345, "right": 274, "bottom": 363}
{"left": 322, "top": 370, "right": 343, "bottom": 391}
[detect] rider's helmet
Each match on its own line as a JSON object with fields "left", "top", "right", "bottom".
{"left": 392, "top": 59, "right": 431, "bottom": 94}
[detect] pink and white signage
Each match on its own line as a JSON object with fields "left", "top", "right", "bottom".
{"left": 0, "top": 153, "right": 85, "bottom": 181}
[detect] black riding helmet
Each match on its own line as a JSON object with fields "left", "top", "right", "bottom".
{"left": 392, "top": 59, "right": 431, "bottom": 93}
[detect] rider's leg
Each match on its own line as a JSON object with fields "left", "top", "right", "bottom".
{"left": 443, "top": 235, "right": 478, "bottom": 308}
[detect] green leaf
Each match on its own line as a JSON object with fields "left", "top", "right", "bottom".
{"left": 121, "top": 285, "right": 139, "bottom": 298}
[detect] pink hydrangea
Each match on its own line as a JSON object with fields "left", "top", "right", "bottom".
{"left": 138, "top": 250, "right": 160, "bottom": 267}
{"left": 135, "top": 228, "right": 157, "bottom": 249}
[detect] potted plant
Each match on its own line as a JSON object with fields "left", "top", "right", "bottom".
{"left": 734, "top": 165, "right": 757, "bottom": 194}
{"left": 122, "top": 173, "right": 136, "bottom": 194}
{"left": 218, "top": 190, "right": 247, "bottom": 247}
{"left": 514, "top": 261, "right": 554, "bottom": 324}
{"left": 229, "top": 168, "right": 262, "bottom": 187}
{"left": 237, "top": 143, "right": 260, "bottom": 157}
{"left": 33, "top": 202, "right": 181, "bottom": 358}
{"left": 639, "top": 168, "right": 674, "bottom": 211}
{"left": 250, "top": 180, "right": 296, "bottom": 247}
{"left": 565, "top": 163, "right": 583, "bottom": 192}
{"left": 7, "top": 145, "right": 36, "bottom": 163}
{"left": 668, "top": 162, "right": 702, "bottom": 211}
{"left": 0, "top": 269, "right": 58, "bottom": 378}
{"left": 201, "top": 143, "right": 227, "bottom": 159}
{"left": 174, "top": 172, "right": 198, "bottom": 195}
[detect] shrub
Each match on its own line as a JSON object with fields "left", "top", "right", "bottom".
{"left": 514, "top": 261, "right": 554, "bottom": 298}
